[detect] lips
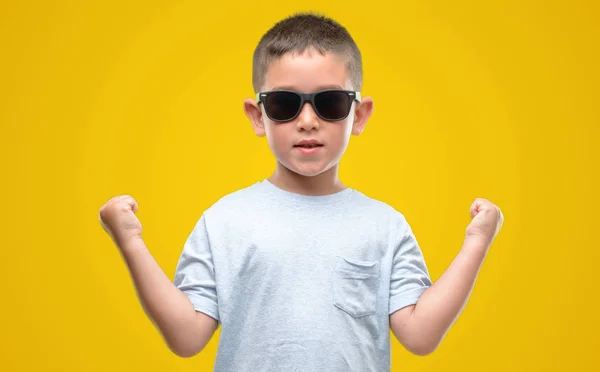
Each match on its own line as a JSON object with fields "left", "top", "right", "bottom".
{"left": 294, "top": 139, "right": 323, "bottom": 148}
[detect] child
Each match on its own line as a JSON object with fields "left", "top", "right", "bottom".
{"left": 99, "top": 12, "right": 503, "bottom": 372}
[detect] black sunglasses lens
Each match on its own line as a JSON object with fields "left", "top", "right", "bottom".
{"left": 314, "top": 91, "right": 350, "bottom": 120}
{"left": 264, "top": 92, "right": 301, "bottom": 121}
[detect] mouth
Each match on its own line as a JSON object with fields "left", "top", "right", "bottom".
{"left": 293, "top": 140, "right": 324, "bottom": 149}
{"left": 293, "top": 144, "right": 324, "bottom": 148}
{"left": 293, "top": 141, "right": 324, "bottom": 155}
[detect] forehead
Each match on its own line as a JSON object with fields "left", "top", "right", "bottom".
{"left": 263, "top": 48, "right": 351, "bottom": 92}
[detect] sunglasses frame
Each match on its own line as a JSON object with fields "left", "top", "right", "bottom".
{"left": 255, "top": 89, "right": 362, "bottom": 122}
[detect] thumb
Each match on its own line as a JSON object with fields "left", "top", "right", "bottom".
{"left": 470, "top": 199, "right": 482, "bottom": 219}
{"left": 118, "top": 195, "right": 139, "bottom": 213}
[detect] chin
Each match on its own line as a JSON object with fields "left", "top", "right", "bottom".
{"left": 292, "top": 169, "right": 325, "bottom": 177}
{"left": 284, "top": 161, "right": 334, "bottom": 177}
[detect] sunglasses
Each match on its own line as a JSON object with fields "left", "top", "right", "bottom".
{"left": 256, "top": 89, "right": 361, "bottom": 122}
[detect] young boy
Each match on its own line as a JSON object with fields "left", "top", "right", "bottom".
{"left": 99, "top": 12, "right": 503, "bottom": 372}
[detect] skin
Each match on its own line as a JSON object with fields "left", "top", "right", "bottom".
{"left": 243, "top": 47, "right": 374, "bottom": 196}
{"left": 98, "top": 46, "right": 504, "bottom": 358}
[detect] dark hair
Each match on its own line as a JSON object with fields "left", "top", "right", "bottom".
{"left": 252, "top": 12, "right": 362, "bottom": 92}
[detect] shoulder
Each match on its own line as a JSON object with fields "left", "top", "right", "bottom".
{"left": 352, "top": 189, "right": 407, "bottom": 219}
{"left": 351, "top": 189, "right": 412, "bottom": 234}
{"left": 185, "top": 181, "right": 276, "bottom": 235}
{"left": 183, "top": 181, "right": 266, "bottom": 236}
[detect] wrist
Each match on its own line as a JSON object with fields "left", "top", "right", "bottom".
{"left": 117, "top": 234, "right": 146, "bottom": 254}
{"left": 462, "top": 234, "right": 491, "bottom": 257}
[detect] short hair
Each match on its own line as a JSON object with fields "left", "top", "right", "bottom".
{"left": 252, "top": 12, "right": 363, "bottom": 92}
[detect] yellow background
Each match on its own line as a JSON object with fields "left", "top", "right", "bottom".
{"left": 1, "top": 1, "right": 598, "bottom": 371}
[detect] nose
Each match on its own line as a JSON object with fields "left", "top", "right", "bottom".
{"left": 296, "top": 102, "right": 320, "bottom": 131}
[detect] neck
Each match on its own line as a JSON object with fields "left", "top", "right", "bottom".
{"left": 268, "top": 162, "right": 346, "bottom": 196}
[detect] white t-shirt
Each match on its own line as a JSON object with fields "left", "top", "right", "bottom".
{"left": 174, "top": 179, "right": 432, "bottom": 371}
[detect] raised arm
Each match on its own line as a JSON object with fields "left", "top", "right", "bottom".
{"left": 390, "top": 198, "right": 504, "bottom": 355}
{"left": 99, "top": 195, "right": 218, "bottom": 358}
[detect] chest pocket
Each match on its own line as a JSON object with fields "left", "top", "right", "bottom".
{"left": 332, "top": 257, "right": 381, "bottom": 318}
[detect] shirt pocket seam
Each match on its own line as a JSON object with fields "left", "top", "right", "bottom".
{"left": 332, "top": 257, "right": 381, "bottom": 318}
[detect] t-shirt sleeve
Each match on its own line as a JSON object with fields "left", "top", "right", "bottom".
{"left": 173, "top": 214, "right": 220, "bottom": 322}
{"left": 389, "top": 219, "right": 433, "bottom": 315}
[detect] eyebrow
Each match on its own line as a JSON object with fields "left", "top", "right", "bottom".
{"left": 270, "top": 84, "right": 345, "bottom": 91}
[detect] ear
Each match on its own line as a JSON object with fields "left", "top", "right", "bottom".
{"left": 351, "top": 96, "right": 374, "bottom": 135}
{"left": 244, "top": 98, "right": 266, "bottom": 137}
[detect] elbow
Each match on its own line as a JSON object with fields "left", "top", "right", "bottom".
{"left": 161, "top": 316, "right": 217, "bottom": 358}
{"left": 168, "top": 342, "right": 202, "bottom": 358}
{"left": 405, "top": 336, "right": 443, "bottom": 356}
{"left": 163, "top": 334, "right": 205, "bottom": 358}
{"left": 394, "top": 322, "right": 447, "bottom": 356}
{"left": 407, "top": 343, "right": 439, "bottom": 356}
{"left": 172, "top": 349, "right": 198, "bottom": 359}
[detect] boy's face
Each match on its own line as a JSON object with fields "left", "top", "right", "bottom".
{"left": 244, "top": 48, "right": 373, "bottom": 178}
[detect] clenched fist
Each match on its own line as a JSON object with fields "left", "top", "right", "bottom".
{"left": 466, "top": 198, "right": 504, "bottom": 246}
{"left": 99, "top": 195, "right": 143, "bottom": 247}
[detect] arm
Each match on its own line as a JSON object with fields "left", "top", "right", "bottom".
{"left": 119, "top": 237, "right": 218, "bottom": 358}
{"left": 390, "top": 235, "right": 488, "bottom": 356}
{"left": 390, "top": 198, "right": 503, "bottom": 356}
